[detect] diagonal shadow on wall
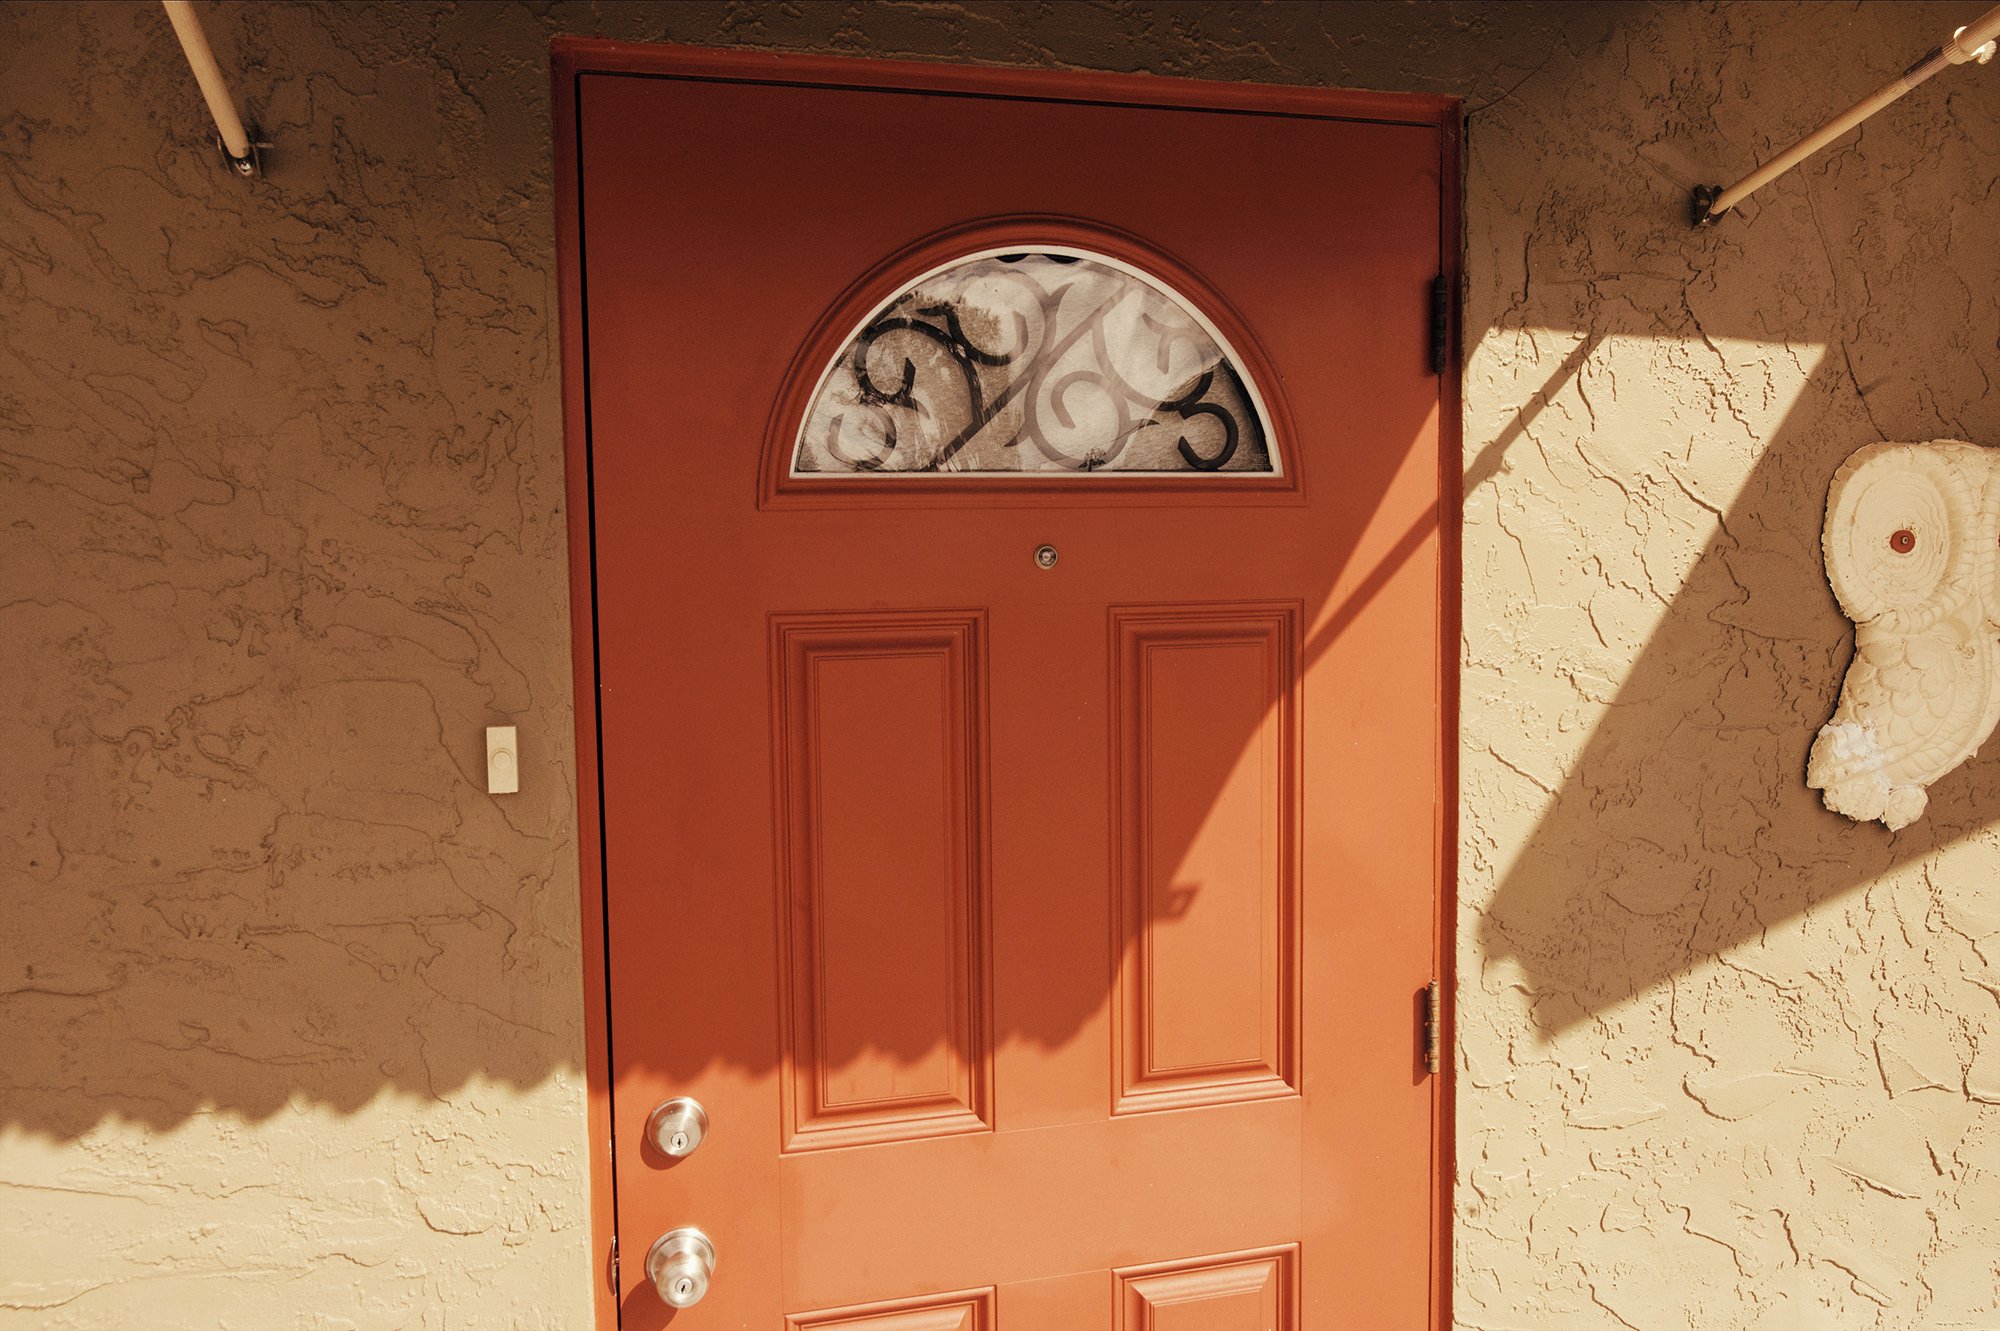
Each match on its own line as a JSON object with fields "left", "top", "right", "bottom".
{"left": 1467, "top": 244, "right": 2000, "bottom": 1040}
{"left": 1474, "top": 351, "right": 2000, "bottom": 1037}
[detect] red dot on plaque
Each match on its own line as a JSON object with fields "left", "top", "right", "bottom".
{"left": 1890, "top": 529, "right": 1916, "bottom": 553}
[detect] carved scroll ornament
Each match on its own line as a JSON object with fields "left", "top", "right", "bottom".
{"left": 1809, "top": 440, "right": 2000, "bottom": 830}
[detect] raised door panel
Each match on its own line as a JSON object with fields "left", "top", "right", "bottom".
{"left": 1117, "top": 1247, "right": 1297, "bottom": 1331}
{"left": 1112, "top": 606, "right": 1300, "bottom": 1114}
{"left": 788, "top": 1288, "right": 995, "bottom": 1331}
{"left": 773, "top": 612, "right": 993, "bottom": 1151}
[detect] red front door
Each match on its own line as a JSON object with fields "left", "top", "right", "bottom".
{"left": 570, "top": 44, "right": 1449, "bottom": 1330}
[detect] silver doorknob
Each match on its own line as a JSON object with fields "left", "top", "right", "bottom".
{"left": 645, "top": 1097, "right": 709, "bottom": 1159}
{"left": 647, "top": 1227, "right": 716, "bottom": 1308}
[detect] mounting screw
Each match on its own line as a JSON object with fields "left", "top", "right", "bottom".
{"left": 1689, "top": 183, "right": 1724, "bottom": 227}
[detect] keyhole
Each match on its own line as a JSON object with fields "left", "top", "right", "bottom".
{"left": 674, "top": 1277, "right": 694, "bottom": 1298}
{"left": 670, "top": 1131, "right": 689, "bottom": 1153}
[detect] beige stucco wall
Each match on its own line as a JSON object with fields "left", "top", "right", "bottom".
{"left": 1456, "top": 5, "right": 2000, "bottom": 1322}
{"left": 3, "top": 1, "right": 1998, "bottom": 1326}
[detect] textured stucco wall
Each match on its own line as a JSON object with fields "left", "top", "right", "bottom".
{"left": 2, "top": 2, "right": 1998, "bottom": 1327}
{"left": 0, "top": 3, "right": 589, "bottom": 1326}
{"left": 1457, "top": 6, "right": 2000, "bottom": 1325}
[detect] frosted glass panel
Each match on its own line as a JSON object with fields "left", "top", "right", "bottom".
{"left": 793, "top": 250, "right": 1276, "bottom": 476}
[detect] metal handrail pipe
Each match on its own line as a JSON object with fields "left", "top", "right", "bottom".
{"left": 1695, "top": 4, "right": 1999, "bottom": 223}
{"left": 161, "top": 0, "right": 256, "bottom": 175}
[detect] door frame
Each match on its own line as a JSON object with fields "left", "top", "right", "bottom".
{"left": 550, "top": 37, "right": 1463, "bottom": 1330}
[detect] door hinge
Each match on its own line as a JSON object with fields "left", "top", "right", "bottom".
{"left": 1428, "top": 275, "right": 1451, "bottom": 375}
{"left": 1423, "top": 979, "right": 1443, "bottom": 1076}
{"left": 609, "top": 1233, "right": 619, "bottom": 1292}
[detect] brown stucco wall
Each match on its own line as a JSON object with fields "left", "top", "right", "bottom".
{"left": 3, "top": 1, "right": 1998, "bottom": 1326}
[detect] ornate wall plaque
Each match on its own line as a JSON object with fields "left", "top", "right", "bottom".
{"left": 1809, "top": 439, "right": 2000, "bottom": 829}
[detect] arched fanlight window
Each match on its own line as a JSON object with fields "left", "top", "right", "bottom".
{"left": 792, "top": 248, "right": 1278, "bottom": 477}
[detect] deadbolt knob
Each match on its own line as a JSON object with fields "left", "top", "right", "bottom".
{"left": 645, "top": 1096, "right": 709, "bottom": 1159}
{"left": 647, "top": 1227, "right": 716, "bottom": 1309}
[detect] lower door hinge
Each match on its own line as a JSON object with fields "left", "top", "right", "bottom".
{"left": 609, "top": 1234, "right": 619, "bottom": 1293}
{"left": 1423, "top": 979, "right": 1443, "bottom": 1076}
{"left": 1428, "top": 275, "right": 1451, "bottom": 376}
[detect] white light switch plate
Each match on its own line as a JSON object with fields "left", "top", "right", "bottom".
{"left": 486, "top": 726, "right": 519, "bottom": 794}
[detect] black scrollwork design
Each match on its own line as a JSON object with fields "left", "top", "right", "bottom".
{"left": 798, "top": 253, "right": 1270, "bottom": 475}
